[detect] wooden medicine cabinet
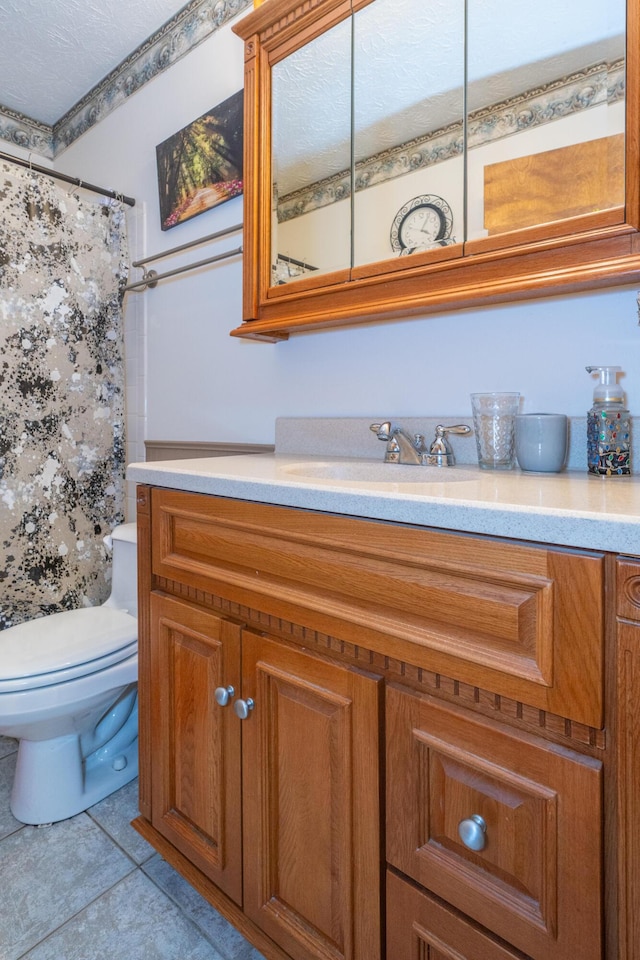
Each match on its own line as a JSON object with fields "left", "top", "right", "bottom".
{"left": 232, "top": 0, "right": 638, "bottom": 341}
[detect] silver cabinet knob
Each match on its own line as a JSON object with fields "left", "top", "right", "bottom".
{"left": 214, "top": 685, "right": 235, "bottom": 707}
{"left": 458, "top": 814, "right": 487, "bottom": 851}
{"left": 233, "top": 697, "right": 255, "bottom": 720}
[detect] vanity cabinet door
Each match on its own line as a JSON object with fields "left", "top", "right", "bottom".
{"left": 386, "top": 682, "right": 603, "bottom": 960}
{"left": 240, "top": 628, "right": 382, "bottom": 960}
{"left": 149, "top": 593, "right": 243, "bottom": 905}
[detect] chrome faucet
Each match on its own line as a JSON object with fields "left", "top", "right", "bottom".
{"left": 369, "top": 421, "right": 471, "bottom": 466}
{"left": 370, "top": 422, "right": 425, "bottom": 464}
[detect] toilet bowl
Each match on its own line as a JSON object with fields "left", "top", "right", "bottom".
{"left": 0, "top": 522, "right": 139, "bottom": 824}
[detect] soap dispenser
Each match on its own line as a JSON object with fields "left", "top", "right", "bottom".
{"left": 585, "top": 365, "right": 631, "bottom": 476}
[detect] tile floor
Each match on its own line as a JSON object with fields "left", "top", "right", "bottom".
{"left": 0, "top": 736, "right": 265, "bottom": 960}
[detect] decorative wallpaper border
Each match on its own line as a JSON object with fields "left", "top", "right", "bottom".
{"left": 0, "top": 105, "right": 54, "bottom": 159}
{"left": 277, "top": 59, "right": 625, "bottom": 223}
{"left": 0, "top": 0, "right": 252, "bottom": 159}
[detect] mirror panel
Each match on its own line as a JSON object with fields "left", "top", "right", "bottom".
{"left": 271, "top": 14, "right": 352, "bottom": 285}
{"left": 466, "top": 0, "right": 626, "bottom": 241}
{"left": 232, "top": 0, "right": 637, "bottom": 339}
{"left": 352, "top": 0, "right": 465, "bottom": 266}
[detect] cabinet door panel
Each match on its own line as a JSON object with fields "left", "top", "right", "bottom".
{"left": 241, "top": 629, "right": 382, "bottom": 960}
{"left": 386, "top": 683, "right": 602, "bottom": 960}
{"left": 150, "top": 593, "right": 242, "bottom": 904}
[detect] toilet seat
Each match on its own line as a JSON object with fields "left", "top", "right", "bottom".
{"left": 0, "top": 607, "right": 138, "bottom": 693}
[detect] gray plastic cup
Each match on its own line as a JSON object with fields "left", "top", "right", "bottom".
{"left": 515, "top": 413, "right": 568, "bottom": 473}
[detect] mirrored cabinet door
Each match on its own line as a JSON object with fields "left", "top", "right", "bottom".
{"left": 352, "top": 0, "right": 465, "bottom": 269}
{"left": 233, "top": 0, "right": 637, "bottom": 339}
{"left": 271, "top": 14, "right": 352, "bottom": 286}
{"left": 465, "top": 0, "right": 626, "bottom": 245}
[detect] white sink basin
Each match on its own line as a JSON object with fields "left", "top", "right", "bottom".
{"left": 282, "top": 460, "right": 476, "bottom": 484}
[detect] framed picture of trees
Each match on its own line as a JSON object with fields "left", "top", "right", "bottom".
{"left": 155, "top": 90, "right": 244, "bottom": 231}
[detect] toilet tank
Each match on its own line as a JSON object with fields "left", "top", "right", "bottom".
{"left": 104, "top": 522, "right": 138, "bottom": 617}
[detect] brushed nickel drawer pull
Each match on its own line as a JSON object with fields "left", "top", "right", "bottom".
{"left": 214, "top": 686, "right": 235, "bottom": 707}
{"left": 458, "top": 814, "right": 487, "bottom": 851}
{"left": 234, "top": 697, "right": 255, "bottom": 720}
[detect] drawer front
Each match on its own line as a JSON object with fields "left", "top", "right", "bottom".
{"left": 150, "top": 487, "right": 604, "bottom": 726}
{"left": 386, "top": 683, "right": 602, "bottom": 960}
{"left": 387, "top": 869, "right": 530, "bottom": 960}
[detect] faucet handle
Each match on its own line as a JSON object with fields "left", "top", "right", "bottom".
{"left": 429, "top": 424, "right": 472, "bottom": 464}
{"left": 433, "top": 423, "right": 471, "bottom": 441}
{"left": 370, "top": 421, "right": 392, "bottom": 440}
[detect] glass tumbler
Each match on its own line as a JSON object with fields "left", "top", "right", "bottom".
{"left": 470, "top": 392, "right": 520, "bottom": 469}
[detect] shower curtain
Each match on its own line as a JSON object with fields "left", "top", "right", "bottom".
{"left": 0, "top": 161, "right": 129, "bottom": 630}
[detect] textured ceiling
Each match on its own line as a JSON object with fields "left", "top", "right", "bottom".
{"left": 273, "top": 0, "right": 626, "bottom": 196}
{"left": 0, "top": 0, "right": 190, "bottom": 124}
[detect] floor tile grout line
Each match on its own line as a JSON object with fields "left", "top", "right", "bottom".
{"left": 138, "top": 859, "right": 230, "bottom": 958}
{"left": 2, "top": 813, "right": 227, "bottom": 960}
{"left": 14, "top": 863, "right": 140, "bottom": 960}
{"left": 85, "top": 805, "right": 156, "bottom": 869}
{"left": 0, "top": 766, "right": 258, "bottom": 960}
{"left": 15, "top": 863, "right": 228, "bottom": 960}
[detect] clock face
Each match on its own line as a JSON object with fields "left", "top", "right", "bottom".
{"left": 390, "top": 195, "right": 453, "bottom": 254}
{"left": 400, "top": 206, "right": 444, "bottom": 248}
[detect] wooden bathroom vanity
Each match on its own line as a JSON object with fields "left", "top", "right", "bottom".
{"left": 130, "top": 465, "right": 640, "bottom": 960}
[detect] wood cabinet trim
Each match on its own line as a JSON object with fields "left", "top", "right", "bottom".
{"left": 616, "top": 614, "right": 640, "bottom": 960}
{"left": 136, "top": 486, "right": 152, "bottom": 821}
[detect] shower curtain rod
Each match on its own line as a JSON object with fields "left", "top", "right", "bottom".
{"left": 0, "top": 150, "right": 136, "bottom": 207}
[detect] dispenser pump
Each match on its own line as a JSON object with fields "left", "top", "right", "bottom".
{"left": 586, "top": 365, "right": 624, "bottom": 404}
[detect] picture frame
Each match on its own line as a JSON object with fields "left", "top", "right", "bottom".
{"left": 156, "top": 90, "right": 244, "bottom": 231}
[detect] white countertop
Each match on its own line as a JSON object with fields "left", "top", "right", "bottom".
{"left": 127, "top": 453, "right": 640, "bottom": 555}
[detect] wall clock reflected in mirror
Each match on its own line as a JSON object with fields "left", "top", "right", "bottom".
{"left": 390, "top": 194, "right": 455, "bottom": 254}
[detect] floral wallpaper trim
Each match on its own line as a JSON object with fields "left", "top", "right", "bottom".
{"left": 277, "top": 59, "right": 625, "bottom": 223}
{"left": 0, "top": 162, "right": 129, "bottom": 629}
{"left": 0, "top": 0, "right": 252, "bottom": 159}
{"left": 0, "top": 105, "right": 55, "bottom": 160}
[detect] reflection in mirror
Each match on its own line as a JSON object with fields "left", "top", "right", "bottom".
{"left": 353, "top": 0, "right": 465, "bottom": 267}
{"left": 271, "top": 14, "right": 352, "bottom": 285}
{"left": 466, "top": 0, "right": 626, "bottom": 240}
{"left": 265, "top": 0, "right": 628, "bottom": 301}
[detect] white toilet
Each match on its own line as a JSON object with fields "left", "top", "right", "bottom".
{"left": 0, "top": 522, "right": 139, "bottom": 825}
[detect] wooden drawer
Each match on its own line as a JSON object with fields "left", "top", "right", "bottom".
{"left": 387, "top": 869, "right": 530, "bottom": 960}
{"left": 386, "top": 683, "right": 602, "bottom": 960}
{"left": 150, "top": 487, "right": 604, "bottom": 726}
